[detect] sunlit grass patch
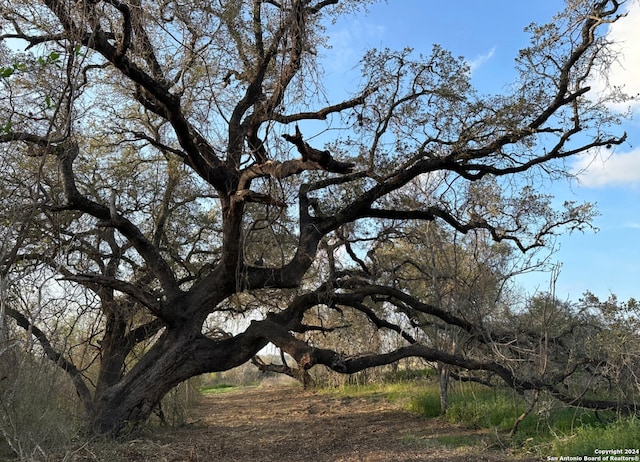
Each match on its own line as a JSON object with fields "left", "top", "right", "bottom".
{"left": 401, "top": 433, "right": 440, "bottom": 448}
{"left": 318, "top": 380, "right": 420, "bottom": 403}
{"left": 200, "top": 383, "right": 240, "bottom": 394}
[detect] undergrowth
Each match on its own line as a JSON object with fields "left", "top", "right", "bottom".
{"left": 322, "top": 379, "right": 640, "bottom": 456}
{"left": 550, "top": 417, "right": 640, "bottom": 456}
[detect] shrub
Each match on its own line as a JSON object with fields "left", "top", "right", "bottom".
{"left": 408, "top": 392, "right": 442, "bottom": 418}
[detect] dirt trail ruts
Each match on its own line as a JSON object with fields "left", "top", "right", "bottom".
{"left": 112, "top": 385, "right": 541, "bottom": 462}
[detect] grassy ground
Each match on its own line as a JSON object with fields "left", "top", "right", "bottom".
{"left": 319, "top": 379, "right": 640, "bottom": 457}
{"left": 42, "top": 384, "right": 539, "bottom": 462}
{"left": 5, "top": 377, "right": 638, "bottom": 461}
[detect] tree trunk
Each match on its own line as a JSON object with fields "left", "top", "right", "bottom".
{"left": 94, "top": 312, "right": 129, "bottom": 401}
{"left": 438, "top": 362, "right": 450, "bottom": 414}
{"left": 88, "top": 330, "right": 193, "bottom": 435}
{"left": 88, "top": 323, "right": 266, "bottom": 436}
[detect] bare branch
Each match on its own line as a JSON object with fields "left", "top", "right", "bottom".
{"left": 61, "top": 273, "right": 162, "bottom": 315}
{"left": 273, "top": 87, "right": 377, "bottom": 123}
{"left": 4, "top": 306, "right": 94, "bottom": 416}
{"left": 55, "top": 141, "right": 181, "bottom": 301}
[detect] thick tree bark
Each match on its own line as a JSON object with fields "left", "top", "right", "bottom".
{"left": 89, "top": 323, "right": 269, "bottom": 436}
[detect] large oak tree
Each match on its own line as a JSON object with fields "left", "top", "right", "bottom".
{"left": 0, "top": 0, "right": 634, "bottom": 435}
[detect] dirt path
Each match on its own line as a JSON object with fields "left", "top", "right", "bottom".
{"left": 101, "top": 385, "right": 541, "bottom": 462}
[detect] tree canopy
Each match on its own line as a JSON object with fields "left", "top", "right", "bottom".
{"left": 0, "top": 0, "right": 635, "bottom": 436}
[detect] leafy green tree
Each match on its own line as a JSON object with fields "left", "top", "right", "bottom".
{"left": 0, "top": 0, "right": 634, "bottom": 436}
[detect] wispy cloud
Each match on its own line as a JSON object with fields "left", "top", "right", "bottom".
{"left": 325, "top": 21, "right": 386, "bottom": 74}
{"left": 572, "top": 147, "right": 640, "bottom": 187}
{"left": 590, "top": 1, "right": 640, "bottom": 114}
{"left": 468, "top": 47, "right": 496, "bottom": 73}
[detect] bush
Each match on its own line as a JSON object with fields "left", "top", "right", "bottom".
{"left": 200, "top": 363, "right": 266, "bottom": 388}
{"left": 408, "top": 392, "right": 442, "bottom": 418}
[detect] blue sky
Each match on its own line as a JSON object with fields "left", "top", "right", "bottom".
{"left": 321, "top": 0, "right": 640, "bottom": 302}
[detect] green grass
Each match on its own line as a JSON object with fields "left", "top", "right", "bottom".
{"left": 407, "top": 391, "right": 442, "bottom": 418}
{"left": 200, "top": 383, "right": 242, "bottom": 394}
{"left": 439, "top": 386, "right": 638, "bottom": 454}
{"left": 320, "top": 379, "right": 640, "bottom": 456}
{"left": 550, "top": 417, "right": 640, "bottom": 456}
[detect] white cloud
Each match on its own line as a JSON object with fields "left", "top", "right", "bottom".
{"left": 591, "top": 1, "right": 640, "bottom": 113}
{"left": 573, "top": 147, "right": 640, "bottom": 187}
{"left": 325, "top": 21, "right": 386, "bottom": 74}
{"left": 468, "top": 47, "right": 496, "bottom": 73}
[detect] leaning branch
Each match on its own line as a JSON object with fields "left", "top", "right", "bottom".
{"left": 61, "top": 273, "right": 162, "bottom": 316}
{"left": 260, "top": 322, "right": 638, "bottom": 415}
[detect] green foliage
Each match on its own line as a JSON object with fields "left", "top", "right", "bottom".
{"left": 36, "top": 51, "right": 61, "bottom": 67}
{"left": 0, "top": 62, "right": 27, "bottom": 79}
{"left": 551, "top": 418, "right": 640, "bottom": 457}
{"left": 442, "top": 386, "right": 524, "bottom": 431}
{"left": 407, "top": 392, "right": 442, "bottom": 418}
{"left": 0, "top": 67, "right": 14, "bottom": 78}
